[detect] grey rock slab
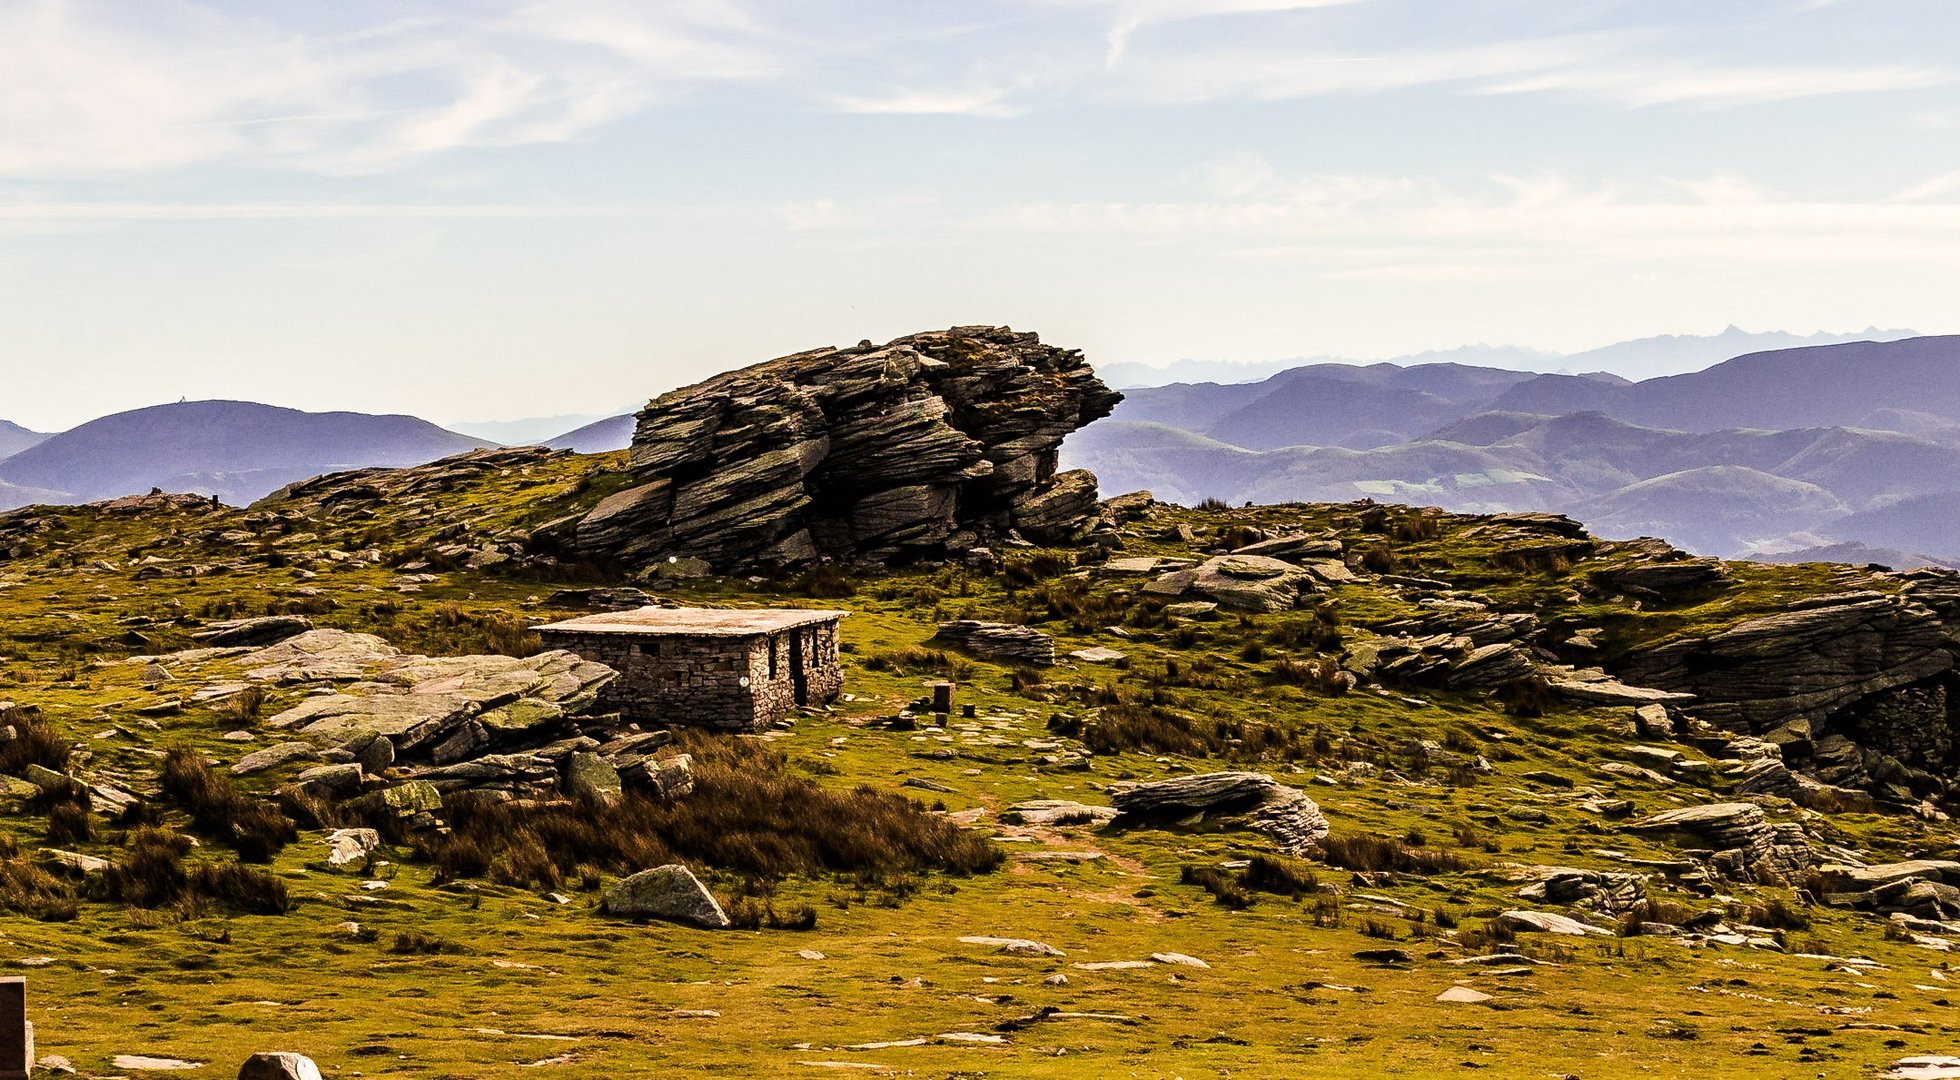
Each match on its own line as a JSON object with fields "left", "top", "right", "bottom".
{"left": 565, "top": 752, "right": 623, "bottom": 804}
{"left": 1004, "top": 800, "right": 1116, "bottom": 826}
{"left": 602, "top": 865, "right": 730, "bottom": 928}
{"left": 323, "top": 829, "right": 381, "bottom": 868}
{"left": 229, "top": 741, "right": 320, "bottom": 776}
{"left": 1883, "top": 1057, "right": 1960, "bottom": 1080}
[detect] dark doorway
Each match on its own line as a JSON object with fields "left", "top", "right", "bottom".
{"left": 789, "top": 629, "right": 808, "bottom": 706}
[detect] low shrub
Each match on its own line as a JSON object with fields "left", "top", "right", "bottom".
{"left": 0, "top": 834, "right": 79, "bottom": 921}
{"left": 1181, "top": 864, "right": 1254, "bottom": 909}
{"left": 413, "top": 732, "right": 1000, "bottom": 890}
{"left": 1240, "top": 854, "right": 1320, "bottom": 896}
{"left": 44, "top": 802, "right": 93, "bottom": 846}
{"left": 0, "top": 706, "right": 70, "bottom": 775}
{"left": 159, "top": 746, "right": 297, "bottom": 862}
{"left": 1317, "top": 834, "right": 1471, "bottom": 876}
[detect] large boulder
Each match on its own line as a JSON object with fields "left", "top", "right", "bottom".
{"left": 602, "top": 865, "right": 731, "bottom": 928}
{"left": 1109, "top": 772, "right": 1329, "bottom": 855}
{"left": 568, "top": 326, "right": 1123, "bottom": 570}
{"left": 257, "top": 635, "right": 616, "bottom": 763}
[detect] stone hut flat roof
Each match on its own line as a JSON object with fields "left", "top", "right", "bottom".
{"left": 534, "top": 606, "right": 849, "bottom": 638}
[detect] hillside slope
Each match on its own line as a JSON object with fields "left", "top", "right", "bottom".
{"left": 0, "top": 400, "right": 491, "bottom": 507}
{"left": 0, "top": 419, "right": 47, "bottom": 462}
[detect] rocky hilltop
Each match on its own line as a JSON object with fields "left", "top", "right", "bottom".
{"left": 569, "top": 326, "right": 1122, "bottom": 570}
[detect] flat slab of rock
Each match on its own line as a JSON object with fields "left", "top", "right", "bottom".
{"left": 1004, "top": 800, "right": 1116, "bottom": 826}
{"left": 959, "top": 936, "right": 1064, "bottom": 957}
{"left": 231, "top": 741, "right": 319, "bottom": 776}
{"left": 194, "top": 615, "right": 314, "bottom": 647}
{"left": 1435, "top": 985, "right": 1493, "bottom": 1004}
{"left": 251, "top": 635, "right": 616, "bottom": 759}
{"left": 1068, "top": 646, "right": 1127, "bottom": 664}
{"left": 1548, "top": 678, "right": 1695, "bottom": 707}
{"left": 1818, "top": 860, "right": 1960, "bottom": 891}
{"left": 602, "top": 865, "right": 730, "bottom": 928}
{"left": 1884, "top": 1057, "right": 1960, "bottom": 1080}
{"left": 1146, "top": 555, "right": 1316, "bottom": 613}
{"left": 1496, "top": 910, "right": 1613, "bottom": 936}
{"left": 113, "top": 1056, "right": 204, "bottom": 1071}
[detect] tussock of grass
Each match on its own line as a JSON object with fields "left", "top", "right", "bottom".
{"left": 93, "top": 826, "right": 290, "bottom": 914}
{"left": 413, "top": 732, "right": 1000, "bottom": 890}
{"left": 1181, "top": 864, "right": 1255, "bottom": 909}
{"left": 1318, "top": 834, "right": 1471, "bottom": 876}
{"left": 0, "top": 704, "right": 71, "bottom": 775}
{"left": 0, "top": 833, "right": 79, "bottom": 921}
{"left": 159, "top": 745, "right": 298, "bottom": 862}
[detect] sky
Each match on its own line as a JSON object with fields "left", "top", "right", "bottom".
{"left": 3, "top": 0, "right": 1959, "bottom": 431}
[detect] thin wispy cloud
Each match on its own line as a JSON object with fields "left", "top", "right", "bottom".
{"left": 1484, "top": 62, "right": 1954, "bottom": 108}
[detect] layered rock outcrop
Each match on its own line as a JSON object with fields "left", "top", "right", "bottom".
{"left": 571, "top": 326, "right": 1122, "bottom": 570}
{"left": 1618, "top": 590, "right": 1953, "bottom": 735}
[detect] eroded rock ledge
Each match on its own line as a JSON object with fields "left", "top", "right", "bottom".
{"left": 571, "top": 326, "right": 1123, "bottom": 570}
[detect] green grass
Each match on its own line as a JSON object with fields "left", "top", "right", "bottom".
{"left": 0, "top": 459, "right": 1949, "bottom": 1075}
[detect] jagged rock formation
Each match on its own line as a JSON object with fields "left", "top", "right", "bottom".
{"left": 569, "top": 326, "right": 1122, "bottom": 570}
{"left": 1108, "top": 771, "right": 1330, "bottom": 855}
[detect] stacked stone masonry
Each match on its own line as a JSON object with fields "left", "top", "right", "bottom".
{"left": 535, "top": 607, "right": 846, "bottom": 731}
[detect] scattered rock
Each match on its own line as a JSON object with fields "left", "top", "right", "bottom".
{"left": 564, "top": 751, "right": 624, "bottom": 805}
{"left": 1627, "top": 802, "right": 1814, "bottom": 882}
{"left": 933, "top": 621, "right": 1056, "bottom": 666}
{"left": 1003, "top": 800, "right": 1117, "bottom": 826}
{"left": 1146, "top": 554, "right": 1316, "bottom": 613}
{"left": 322, "top": 828, "right": 380, "bottom": 868}
{"left": 1435, "top": 985, "right": 1493, "bottom": 1004}
{"left": 238, "top": 1051, "right": 325, "bottom": 1080}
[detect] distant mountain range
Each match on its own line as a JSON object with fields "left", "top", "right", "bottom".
{"left": 0, "top": 401, "right": 492, "bottom": 509}
{"left": 1063, "top": 334, "right": 1960, "bottom": 567}
{"left": 2, "top": 330, "right": 1953, "bottom": 568}
{"left": 1097, "top": 326, "right": 1921, "bottom": 389}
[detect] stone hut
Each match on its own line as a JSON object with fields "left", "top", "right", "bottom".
{"left": 534, "top": 607, "right": 847, "bottom": 731}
